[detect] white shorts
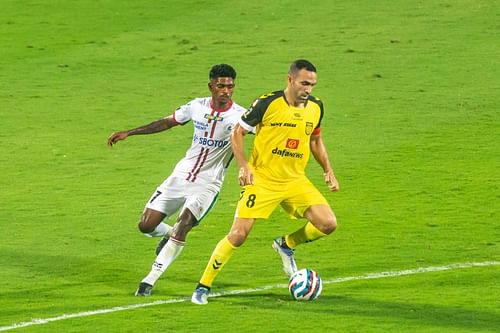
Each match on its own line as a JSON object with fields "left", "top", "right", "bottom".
{"left": 145, "top": 176, "right": 220, "bottom": 225}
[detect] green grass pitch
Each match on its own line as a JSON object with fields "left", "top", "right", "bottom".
{"left": 0, "top": 0, "right": 499, "bottom": 332}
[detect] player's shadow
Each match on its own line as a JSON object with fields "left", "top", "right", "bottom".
{"left": 220, "top": 293, "right": 499, "bottom": 331}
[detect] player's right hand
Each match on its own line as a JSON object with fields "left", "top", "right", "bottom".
{"left": 324, "top": 169, "right": 339, "bottom": 192}
{"left": 107, "top": 131, "right": 128, "bottom": 147}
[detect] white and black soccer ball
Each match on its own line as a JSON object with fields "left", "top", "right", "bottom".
{"left": 288, "top": 268, "right": 322, "bottom": 301}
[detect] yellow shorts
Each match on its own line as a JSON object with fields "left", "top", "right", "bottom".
{"left": 235, "top": 175, "right": 328, "bottom": 219}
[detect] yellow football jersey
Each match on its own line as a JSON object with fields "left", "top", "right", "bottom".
{"left": 240, "top": 90, "right": 324, "bottom": 182}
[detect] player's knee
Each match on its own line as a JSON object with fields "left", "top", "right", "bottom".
{"left": 321, "top": 214, "right": 337, "bottom": 235}
{"left": 181, "top": 214, "right": 197, "bottom": 227}
{"left": 227, "top": 229, "right": 248, "bottom": 247}
{"left": 137, "top": 220, "right": 153, "bottom": 234}
{"left": 138, "top": 209, "right": 166, "bottom": 235}
{"left": 172, "top": 218, "right": 195, "bottom": 239}
{"left": 323, "top": 215, "right": 337, "bottom": 235}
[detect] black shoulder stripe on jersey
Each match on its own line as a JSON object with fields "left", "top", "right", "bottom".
{"left": 308, "top": 95, "right": 324, "bottom": 129}
{"left": 241, "top": 90, "right": 284, "bottom": 127}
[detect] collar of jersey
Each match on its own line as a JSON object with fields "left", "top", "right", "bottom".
{"left": 210, "top": 99, "right": 234, "bottom": 112}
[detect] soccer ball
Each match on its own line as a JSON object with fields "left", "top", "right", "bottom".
{"left": 288, "top": 268, "right": 322, "bottom": 301}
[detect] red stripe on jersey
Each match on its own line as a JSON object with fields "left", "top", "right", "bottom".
{"left": 312, "top": 127, "right": 321, "bottom": 135}
{"left": 187, "top": 109, "right": 220, "bottom": 182}
{"left": 204, "top": 109, "right": 215, "bottom": 137}
{"left": 191, "top": 148, "right": 210, "bottom": 182}
{"left": 187, "top": 147, "right": 206, "bottom": 181}
{"left": 209, "top": 111, "right": 220, "bottom": 138}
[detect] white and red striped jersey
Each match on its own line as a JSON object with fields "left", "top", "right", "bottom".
{"left": 170, "top": 97, "right": 246, "bottom": 188}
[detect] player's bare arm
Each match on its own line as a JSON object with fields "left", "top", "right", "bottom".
{"left": 310, "top": 134, "right": 339, "bottom": 192}
{"left": 231, "top": 123, "right": 253, "bottom": 186}
{"left": 107, "top": 115, "right": 179, "bottom": 147}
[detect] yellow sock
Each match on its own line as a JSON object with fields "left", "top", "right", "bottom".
{"left": 199, "top": 236, "right": 237, "bottom": 288}
{"left": 285, "top": 222, "right": 327, "bottom": 248}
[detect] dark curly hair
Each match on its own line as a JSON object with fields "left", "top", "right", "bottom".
{"left": 209, "top": 64, "right": 237, "bottom": 80}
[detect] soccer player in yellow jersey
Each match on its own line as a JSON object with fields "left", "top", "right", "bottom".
{"left": 191, "top": 59, "right": 339, "bottom": 304}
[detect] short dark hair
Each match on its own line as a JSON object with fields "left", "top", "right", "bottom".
{"left": 209, "top": 64, "right": 236, "bottom": 80}
{"left": 289, "top": 59, "right": 317, "bottom": 74}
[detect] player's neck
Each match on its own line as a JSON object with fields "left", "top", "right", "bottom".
{"left": 284, "top": 89, "right": 305, "bottom": 108}
{"left": 211, "top": 99, "right": 233, "bottom": 112}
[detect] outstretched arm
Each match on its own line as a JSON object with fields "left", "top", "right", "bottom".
{"left": 107, "top": 115, "right": 179, "bottom": 147}
{"left": 231, "top": 123, "right": 253, "bottom": 186}
{"left": 310, "top": 134, "right": 339, "bottom": 192}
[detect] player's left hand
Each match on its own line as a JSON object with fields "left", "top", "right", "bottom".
{"left": 324, "top": 170, "right": 339, "bottom": 192}
{"left": 238, "top": 165, "right": 254, "bottom": 186}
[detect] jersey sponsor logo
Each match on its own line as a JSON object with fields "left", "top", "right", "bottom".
{"left": 270, "top": 122, "right": 297, "bottom": 127}
{"left": 193, "top": 120, "right": 209, "bottom": 131}
{"left": 198, "top": 137, "right": 229, "bottom": 148}
{"left": 285, "top": 138, "right": 300, "bottom": 149}
{"left": 272, "top": 147, "right": 304, "bottom": 159}
{"left": 305, "top": 122, "right": 313, "bottom": 135}
{"left": 204, "top": 114, "right": 224, "bottom": 121}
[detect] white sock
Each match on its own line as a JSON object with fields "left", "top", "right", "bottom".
{"left": 141, "top": 238, "right": 185, "bottom": 285}
{"left": 144, "top": 222, "right": 173, "bottom": 238}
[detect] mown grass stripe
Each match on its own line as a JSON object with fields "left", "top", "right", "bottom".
{"left": 1, "top": 261, "right": 498, "bottom": 332}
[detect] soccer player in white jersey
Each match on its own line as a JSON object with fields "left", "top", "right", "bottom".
{"left": 107, "top": 64, "right": 246, "bottom": 296}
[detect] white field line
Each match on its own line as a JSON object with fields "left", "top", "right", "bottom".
{"left": 0, "top": 261, "right": 498, "bottom": 332}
